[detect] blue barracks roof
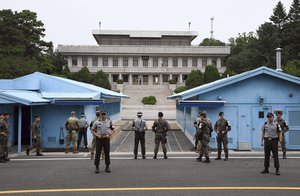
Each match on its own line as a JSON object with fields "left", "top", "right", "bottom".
{"left": 168, "top": 66, "right": 300, "bottom": 100}
{"left": 0, "top": 72, "right": 129, "bottom": 105}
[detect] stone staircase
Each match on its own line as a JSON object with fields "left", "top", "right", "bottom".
{"left": 121, "top": 84, "right": 176, "bottom": 120}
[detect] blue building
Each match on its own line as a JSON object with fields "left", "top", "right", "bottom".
{"left": 0, "top": 72, "right": 128, "bottom": 154}
{"left": 168, "top": 67, "right": 300, "bottom": 150}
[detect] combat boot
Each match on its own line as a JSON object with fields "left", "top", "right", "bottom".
{"left": 153, "top": 154, "right": 157, "bottom": 159}
{"left": 215, "top": 154, "right": 221, "bottom": 160}
{"left": 134, "top": 154, "right": 137, "bottom": 159}
{"left": 65, "top": 148, "right": 69, "bottom": 154}
{"left": 105, "top": 165, "right": 111, "bottom": 173}
{"left": 276, "top": 169, "right": 280, "bottom": 176}
{"left": 95, "top": 166, "right": 99, "bottom": 173}
{"left": 203, "top": 156, "right": 210, "bottom": 163}
{"left": 26, "top": 148, "right": 30, "bottom": 156}
{"left": 142, "top": 155, "right": 146, "bottom": 159}
{"left": 224, "top": 154, "right": 228, "bottom": 161}
{"left": 283, "top": 152, "right": 287, "bottom": 159}
{"left": 197, "top": 156, "right": 202, "bottom": 162}
{"left": 0, "top": 159, "right": 7, "bottom": 163}
{"left": 261, "top": 168, "right": 269, "bottom": 174}
{"left": 73, "top": 147, "right": 79, "bottom": 154}
{"left": 36, "top": 153, "right": 44, "bottom": 156}
{"left": 164, "top": 153, "right": 168, "bottom": 159}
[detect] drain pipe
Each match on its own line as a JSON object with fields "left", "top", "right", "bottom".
{"left": 275, "top": 48, "right": 282, "bottom": 71}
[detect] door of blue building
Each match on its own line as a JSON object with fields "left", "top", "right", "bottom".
{"left": 251, "top": 106, "right": 272, "bottom": 149}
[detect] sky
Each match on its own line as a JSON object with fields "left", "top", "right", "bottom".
{"left": 0, "top": 0, "right": 294, "bottom": 48}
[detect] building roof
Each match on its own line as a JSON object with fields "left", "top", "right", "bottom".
{"left": 168, "top": 66, "right": 300, "bottom": 100}
{"left": 0, "top": 72, "right": 129, "bottom": 105}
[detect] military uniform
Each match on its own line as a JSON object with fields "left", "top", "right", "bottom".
{"left": 26, "top": 121, "right": 43, "bottom": 156}
{"left": 132, "top": 116, "right": 147, "bottom": 159}
{"left": 214, "top": 118, "right": 231, "bottom": 160}
{"left": 196, "top": 118, "right": 212, "bottom": 163}
{"left": 193, "top": 117, "right": 201, "bottom": 150}
{"left": 92, "top": 117, "right": 113, "bottom": 173}
{"left": 275, "top": 118, "right": 289, "bottom": 159}
{"left": 65, "top": 116, "right": 80, "bottom": 153}
{"left": 152, "top": 118, "right": 170, "bottom": 159}
{"left": 77, "top": 116, "right": 89, "bottom": 149}
{"left": 0, "top": 118, "right": 9, "bottom": 162}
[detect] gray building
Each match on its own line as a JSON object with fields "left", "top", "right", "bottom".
{"left": 57, "top": 30, "right": 230, "bottom": 88}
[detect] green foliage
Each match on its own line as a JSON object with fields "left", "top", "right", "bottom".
{"left": 116, "top": 79, "right": 123, "bottom": 84}
{"left": 222, "top": 67, "right": 237, "bottom": 78}
{"left": 199, "top": 38, "right": 226, "bottom": 46}
{"left": 142, "top": 96, "right": 157, "bottom": 105}
{"left": 91, "top": 70, "right": 111, "bottom": 90}
{"left": 287, "top": 0, "right": 300, "bottom": 23}
{"left": 168, "top": 79, "right": 177, "bottom": 84}
{"left": 70, "top": 67, "right": 91, "bottom": 83}
{"left": 283, "top": 60, "right": 300, "bottom": 77}
{"left": 270, "top": 1, "right": 287, "bottom": 29}
{"left": 174, "top": 86, "right": 188, "bottom": 93}
{"left": 185, "top": 70, "right": 204, "bottom": 89}
{"left": 204, "top": 65, "right": 220, "bottom": 83}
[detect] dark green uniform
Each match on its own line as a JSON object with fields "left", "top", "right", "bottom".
{"left": 275, "top": 118, "right": 289, "bottom": 159}
{"left": 197, "top": 118, "right": 212, "bottom": 163}
{"left": 26, "top": 121, "right": 42, "bottom": 155}
{"left": 0, "top": 119, "right": 9, "bottom": 162}
{"left": 214, "top": 119, "right": 231, "bottom": 160}
{"left": 152, "top": 119, "right": 170, "bottom": 159}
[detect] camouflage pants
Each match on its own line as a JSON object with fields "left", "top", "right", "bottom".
{"left": 216, "top": 134, "right": 228, "bottom": 156}
{"left": 199, "top": 134, "right": 210, "bottom": 157}
{"left": 282, "top": 134, "right": 286, "bottom": 153}
{"left": 0, "top": 136, "right": 8, "bottom": 159}
{"left": 154, "top": 134, "right": 167, "bottom": 154}
{"left": 28, "top": 137, "right": 41, "bottom": 153}
{"left": 66, "top": 130, "right": 78, "bottom": 149}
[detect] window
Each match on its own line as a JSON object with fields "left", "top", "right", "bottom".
{"left": 123, "top": 75, "right": 129, "bottom": 82}
{"left": 173, "top": 57, "right": 178, "bottom": 67}
{"left": 192, "top": 57, "right": 197, "bottom": 67}
{"left": 82, "top": 57, "right": 88, "bottom": 67}
{"left": 103, "top": 57, "right": 108, "bottom": 67}
{"left": 289, "top": 111, "right": 300, "bottom": 126}
{"left": 133, "top": 57, "right": 138, "bottom": 67}
{"left": 162, "top": 57, "right": 168, "bottom": 67}
{"left": 92, "top": 57, "right": 98, "bottom": 67}
{"left": 259, "top": 111, "right": 264, "bottom": 118}
{"left": 113, "top": 57, "right": 118, "bottom": 67}
{"left": 142, "top": 56, "right": 149, "bottom": 67}
{"left": 71, "top": 57, "right": 77, "bottom": 66}
{"left": 112, "top": 74, "right": 118, "bottom": 82}
{"left": 212, "top": 57, "right": 217, "bottom": 66}
{"left": 163, "top": 75, "right": 169, "bottom": 82}
{"left": 202, "top": 58, "right": 207, "bottom": 67}
{"left": 182, "top": 58, "right": 188, "bottom": 67}
{"left": 123, "top": 57, "right": 128, "bottom": 67}
{"left": 153, "top": 57, "right": 158, "bottom": 67}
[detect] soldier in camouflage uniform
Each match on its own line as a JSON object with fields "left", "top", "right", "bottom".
{"left": 214, "top": 112, "right": 231, "bottom": 161}
{"left": 196, "top": 112, "right": 212, "bottom": 163}
{"left": 275, "top": 111, "right": 289, "bottom": 159}
{"left": 65, "top": 111, "right": 80, "bottom": 154}
{"left": 0, "top": 113, "right": 10, "bottom": 163}
{"left": 26, "top": 115, "right": 43, "bottom": 156}
{"left": 152, "top": 112, "right": 170, "bottom": 159}
{"left": 193, "top": 113, "right": 201, "bottom": 150}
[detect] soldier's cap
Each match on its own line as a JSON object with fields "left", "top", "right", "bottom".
{"left": 80, "top": 113, "right": 85, "bottom": 117}
{"left": 219, "top": 112, "right": 224, "bottom": 116}
{"left": 101, "top": 111, "right": 106, "bottom": 115}
{"left": 137, "top": 111, "right": 143, "bottom": 117}
{"left": 267, "top": 112, "right": 274, "bottom": 118}
{"left": 34, "top": 115, "right": 40, "bottom": 119}
{"left": 158, "top": 112, "right": 163, "bottom": 117}
{"left": 276, "top": 111, "right": 283, "bottom": 115}
{"left": 95, "top": 111, "right": 101, "bottom": 116}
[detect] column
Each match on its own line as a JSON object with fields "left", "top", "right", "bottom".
{"left": 128, "top": 57, "right": 133, "bottom": 67}
{"left": 149, "top": 75, "right": 153, "bottom": 85}
{"left": 159, "top": 74, "right": 163, "bottom": 84}
{"left": 67, "top": 56, "right": 72, "bottom": 68}
{"left": 118, "top": 73, "right": 122, "bottom": 79}
{"left": 169, "top": 74, "right": 173, "bottom": 80}
{"left": 108, "top": 74, "right": 113, "bottom": 84}
{"left": 78, "top": 56, "right": 82, "bottom": 67}
{"left": 18, "top": 105, "right": 22, "bottom": 156}
{"left": 217, "top": 57, "right": 221, "bottom": 68}
{"left": 129, "top": 74, "right": 132, "bottom": 85}
{"left": 119, "top": 57, "right": 123, "bottom": 68}
{"left": 179, "top": 74, "right": 183, "bottom": 84}
{"left": 188, "top": 57, "right": 192, "bottom": 68}
{"left": 178, "top": 57, "right": 183, "bottom": 68}
{"left": 158, "top": 57, "right": 162, "bottom": 68}
{"left": 98, "top": 57, "right": 102, "bottom": 67}
{"left": 207, "top": 57, "right": 212, "bottom": 66}
{"left": 108, "top": 57, "right": 113, "bottom": 67}
{"left": 88, "top": 57, "right": 92, "bottom": 67}
{"left": 197, "top": 57, "right": 202, "bottom": 68}
{"left": 168, "top": 57, "right": 172, "bottom": 68}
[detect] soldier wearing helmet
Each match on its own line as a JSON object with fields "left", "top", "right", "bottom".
{"left": 132, "top": 111, "right": 148, "bottom": 159}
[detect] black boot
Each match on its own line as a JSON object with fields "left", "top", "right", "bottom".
{"left": 203, "top": 156, "right": 210, "bottom": 163}
{"left": 283, "top": 152, "right": 287, "bottom": 159}
{"left": 134, "top": 154, "right": 137, "bottom": 159}
{"left": 26, "top": 148, "right": 30, "bottom": 156}
{"left": 105, "top": 165, "right": 111, "bottom": 173}
{"left": 276, "top": 169, "right": 280, "bottom": 176}
{"left": 197, "top": 155, "right": 203, "bottom": 162}
{"left": 36, "top": 153, "right": 44, "bottom": 156}
{"left": 142, "top": 155, "right": 146, "bottom": 159}
{"left": 215, "top": 154, "right": 221, "bottom": 160}
{"left": 164, "top": 153, "right": 168, "bottom": 159}
{"left": 224, "top": 154, "right": 228, "bottom": 161}
{"left": 261, "top": 168, "right": 269, "bottom": 174}
{"left": 95, "top": 166, "right": 99, "bottom": 173}
{"left": 153, "top": 154, "right": 157, "bottom": 159}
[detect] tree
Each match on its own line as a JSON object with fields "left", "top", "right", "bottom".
{"left": 92, "top": 70, "right": 111, "bottom": 90}
{"left": 287, "top": 0, "right": 300, "bottom": 23}
{"left": 70, "top": 67, "right": 92, "bottom": 83}
{"left": 199, "top": 38, "right": 226, "bottom": 46}
{"left": 185, "top": 70, "right": 204, "bottom": 89}
{"left": 283, "top": 60, "right": 300, "bottom": 77}
{"left": 204, "top": 65, "right": 220, "bottom": 83}
{"left": 270, "top": 1, "right": 287, "bottom": 29}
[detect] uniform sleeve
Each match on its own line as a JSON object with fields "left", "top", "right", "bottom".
{"left": 214, "top": 121, "right": 217, "bottom": 132}
{"left": 226, "top": 120, "right": 231, "bottom": 132}
{"left": 165, "top": 121, "right": 171, "bottom": 132}
{"left": 92, "top": 121, "right": 97, "bottom": 132}
{"left": 152, "top": 121, "right": 157, "bottom": 132}
{"left": 284, "top": 121, "right": 289, "bottom": 132}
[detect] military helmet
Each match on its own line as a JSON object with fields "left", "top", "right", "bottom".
{"left": 137, "top": 111, "right": 143, "bottom": 117}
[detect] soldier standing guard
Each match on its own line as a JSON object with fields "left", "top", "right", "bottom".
{"left": 26, "top": 115, "right": 43, "bottom": 156}
{"left": 214, "top": 112, "right": 231, "bottom": 161}
{"left": 0, "top": 113, "right": 10, "bottom": 163}
{"left": 193, "top": 112, "right": 201, "bottom": 150}
{"left": 152, "top": 112, "right": 170, "bottom": 159}
{"left": 196, "top": 112, "right": 212, "bottom": 163}
{"left": 275, "top": 111, "right": 289, "bottom": 159}
{"left": 92, "top": 111, "right": 114, "bottom": 174}
{"left": 132, "top": 111, "right": 148, "bottom": 159}
{"left": 65, "top": 111, "right": 80, "bottom": 154}
{"left": 261, "top": 112, "right": 282, "bottom": 176}
{"left": 77, "top": 113, "right": 89, "bottom": 149}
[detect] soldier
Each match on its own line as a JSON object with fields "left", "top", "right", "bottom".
{"left": 261, "top": 112, "right": 282, "bottom": 176}
{"left": 214, "top": 112, "right": 231, "bottom": 161}
{"left": 89, "top": 112, "right": 99, "bottom": 159}
{"left": 77, "top": 113, "right": 89, "bottom": 149}
{"left": 275, "top": 111, "right": 289, "bottom": 159}
{"left": 26, "top": 115, "right": 43, "bottom": 156}
{"left": 193, "top": 112, "right": 201, "bottom": 150}
{"left": 65, "top": 111, "right": 80, "bottom": 154}
{"left": 0, "top": 113, "right": 10, "bottom": 163}
{"left": 152, "top": 112, "right": 170, "bottom": 159}
{"left": 132, "top": 111, "right": 148, "bottom": 159}
{"left": 196, "top": 112, "right": 212, "bottom": 163}
{"left": 92, "top": 111, "right": 114, "bottom": 173}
